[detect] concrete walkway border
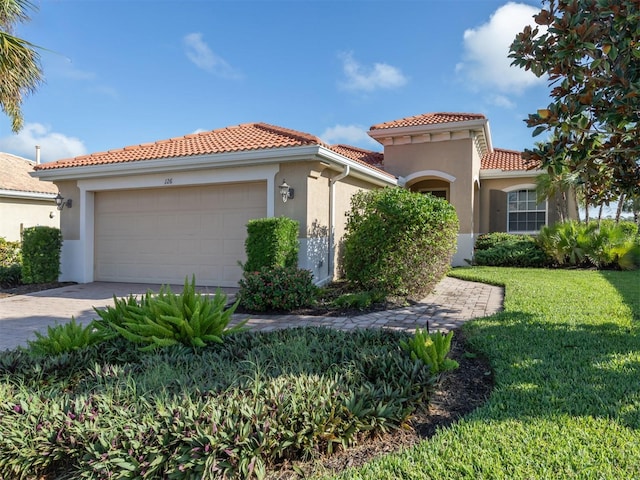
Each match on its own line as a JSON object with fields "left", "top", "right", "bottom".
{"left": 0, "top": 277, "right": 503, "bottom": 351}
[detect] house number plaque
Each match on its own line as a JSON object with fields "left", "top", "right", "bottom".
{"left": 164, "top": 178, "right": 173, "bottom": 185}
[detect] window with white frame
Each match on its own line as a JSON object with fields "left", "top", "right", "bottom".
{"left": 507, "top": 189, "right": 546, "bottom": 233}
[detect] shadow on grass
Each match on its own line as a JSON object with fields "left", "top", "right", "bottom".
{"left": 465, "top": 310, "right": 639, "bottom": 430}
{"left": 598, "top": 270, "right": 640, "bottom": 323}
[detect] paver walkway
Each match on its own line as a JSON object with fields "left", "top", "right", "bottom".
{"left": 0, "top": 276, "right": 503, "bottom": 351}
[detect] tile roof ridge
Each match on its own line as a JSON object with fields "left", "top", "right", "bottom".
{"left": 428, "top": 111, "right": 486, "bottom": 117}
{"left": 252, "top": 122, "right": 327, "bottom": 147}
{"left": 370, "top": 111, "right": 487, "bottom": 130}
{"left": 332, "top": 143, "right": 381, "bottom": 154}
{"left": 491, "top": 147, "right": 522, "bottom": 153}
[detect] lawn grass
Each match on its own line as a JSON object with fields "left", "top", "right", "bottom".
{"left": 328, "top": 268, "right": 640, "bottom": 479}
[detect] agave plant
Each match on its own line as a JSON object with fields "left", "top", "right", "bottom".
{"left": 95, "top": 276, "right": 246, "bottom": 351}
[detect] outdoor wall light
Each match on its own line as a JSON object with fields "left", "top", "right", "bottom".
{"left": 279, "top": 180, "right": 294, "bottom": 203}
{"left": 55, "top": 192, "right": 72, "bottom": 210}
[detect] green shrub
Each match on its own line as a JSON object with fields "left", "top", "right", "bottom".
{"left": 474, "top": 232, "right": 518, "bottom": 251}
{"left": 20, "top": 226, "right": 62, "bottom": 284}
{"left": 26, "top": 317, "right": 104, "bottom": 356}
{"left": 538, "top": 220, "right": 640, "bottom": 269}
{"left": 243, "top": 217, "right": 299, "bottom": 273}
{"left": 474, "top": 233, "right": 548, "bottom": 267}
{"left": 400, "top": 328, "right": 459, "bottom": 375}
{"left": 342, "top": 187, "right": 458, "bottom": 299}
{"left": 94, "top": 276, "right": 245, "bottom": 351}
{"left": 0, "top": 264, "right": 22, "bottom": 289}
{"left": 0, "top": 238, "right": 21, "bottom": 267}
{"left": 239, "top": 266, "right": 317, "bottom": 312}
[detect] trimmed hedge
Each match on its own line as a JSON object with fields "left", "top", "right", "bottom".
{"left": 342, "top": 187, "right": 458, "bottom": 299}
{"left": 243, "top": 217, "right": 299, "bottom": 273}
{"left": 473, "top": 232, "right": 548, "bottom": 267}
{"left": 239, "top": 266, "right": 317, "bottom": 312}
{"left": 21, "top": 226, "right": 62, "bottom": 284}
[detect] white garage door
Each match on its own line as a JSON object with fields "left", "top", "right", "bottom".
{"left": 94, "top": 182, "right": 266, "bottom": 287}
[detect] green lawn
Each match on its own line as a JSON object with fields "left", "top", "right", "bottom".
{"left": 328, "top": 268, "right": 640, "bottom": 479}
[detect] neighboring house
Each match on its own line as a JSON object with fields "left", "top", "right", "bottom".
{"left": 32, "top": 113, "right": 572, "bottom": 286}
{"left": 0, "top": 152, "right": 59, "bottom": 241}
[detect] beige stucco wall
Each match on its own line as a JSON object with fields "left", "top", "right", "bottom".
{"left": 54, "top": 180, "right": 81, "bottom": 240}
{"left": 275, "top": 162, "right": 383, "bottom": 281}
{"left": 0, "top": 197, "right": 59, "bottom": 241}
{"left": 383, "top": 139, "right": 477, "bottom": 235}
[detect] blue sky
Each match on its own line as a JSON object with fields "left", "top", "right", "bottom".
{"left": 0, "top": 0, "right": 553, "bottom": 164}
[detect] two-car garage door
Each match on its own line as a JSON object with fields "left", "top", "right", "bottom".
{"left": 94, "top": 182, "right": 266, "bottom": 287}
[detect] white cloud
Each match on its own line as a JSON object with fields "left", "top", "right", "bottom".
{"left": 320, "top": 124, "right": 379, "bottom": 148}
{"left": 338, "top": 52, "right": 408, "bottom": 92}
{"left": 457, "top": 2, "right": 545, "bottom": 94}
{"left": 88, "top": 85, "right": 119, "bottom": 100}
{"left": 183, "top": 32, "right": 242, "bottom": 79}
{"left": 486, "top": 93, "right": 516, "bottom": 109}
{"left": 0, "top": 123, "right": 87, "bottom": 163}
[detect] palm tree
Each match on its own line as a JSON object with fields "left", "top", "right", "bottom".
{"left": 536, "top": 168, "right": 583, "bottom": 223}
{"left": 0, "top": 0, "right": 43, "bottom": 132}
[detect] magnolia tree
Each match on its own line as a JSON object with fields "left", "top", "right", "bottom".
{"left": 509, "top": 0, "right": 640, "bottom": 217}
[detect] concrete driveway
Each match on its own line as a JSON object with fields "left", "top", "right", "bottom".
{"left": 0, "top": 282, "right": 238, "bottom": 351}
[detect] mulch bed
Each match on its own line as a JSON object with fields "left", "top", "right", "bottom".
{"left": 0, "top": 281, "right": 76, "bottom": 299}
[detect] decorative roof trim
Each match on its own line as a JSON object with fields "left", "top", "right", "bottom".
{"left": 368, "top": 118, "right": 493, "bottom": 156}
{"left": 480, "top": 169, "right": 544, "bottom": 179}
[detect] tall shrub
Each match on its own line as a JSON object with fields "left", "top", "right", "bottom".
{"left": 342, "top": 187, "right": 458, "bottom": 299}
{"left": 21, "top": 226, "right": 62, "bottom": 284}
{"left": 243, "top": 217, "right": 299, "bottom": 273}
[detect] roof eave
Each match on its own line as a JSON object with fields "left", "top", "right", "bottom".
{"left": 31, "top": 146, "right": 326, "bottom": 181}
{"left": 31, "top": 145, "right": 398, "bottom": 187}
{"left": 317, "top": 146, "right": 397, "bottom": 187}
{"left": 480, "top": 169, "right": 543, "bottom": 179}
{"left": 368, "top": 118, "right": 489, "bottom": 139}
{"left": 0, "top": 189, "right": 57, "bottom": 200}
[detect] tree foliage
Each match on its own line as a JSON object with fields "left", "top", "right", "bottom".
{"left": 0, "top": 0, "right": 43, "bottom": 132}
{"left": 510, "top": 0, "right": 640, "bottom": 206}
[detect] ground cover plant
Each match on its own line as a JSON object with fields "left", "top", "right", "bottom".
{"left": 0, "top": 324, "right": 444, "bottom": 479}
{"left": 330, "top": 267, "right": 640, "bottom": 479}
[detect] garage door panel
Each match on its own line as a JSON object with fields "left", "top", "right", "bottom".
{"left": 95, "top": 182, "right": 266, "bottom": 286}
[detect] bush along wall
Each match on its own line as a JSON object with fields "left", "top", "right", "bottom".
{"left": 240, "top": 217, "right": 319, "bottom": 312}
{"left": 21, "top": 226, "right": 62, "bottom": 284}
{"left": 342, "top": 187, "right": 459, "bottom": 299}
{"left": 0, "top": 238, "right": 22, "bottom": 288}
{"left": 243, "top": 217, "right": 299, "bottom": 273}
{"left": 473, "top": 232, "right": 549, "bottom": 267}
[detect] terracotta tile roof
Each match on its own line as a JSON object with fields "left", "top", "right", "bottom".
{"left": 370, "top": 112, "right": 487, "bottom": 131}
{"left": 329, "top": 144, "right": 384, "bottom": 168}
{"left": 481, "top": 148, "right": 539, "bottom": 171}
{"left": 35, "top": 123, "right": 331, "bottom": 171}
{"left": 0, "top": 153, "right": 58, "bottom": 194}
